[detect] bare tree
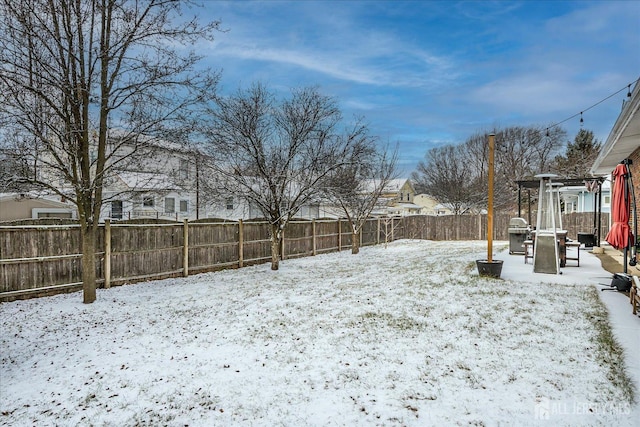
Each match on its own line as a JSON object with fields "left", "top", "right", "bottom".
{"left": 412, "top": 125, "right": 565, "bottom": 214}
{"left": 322, "top": 127, "right": 398, "bottom": 254}
{"left": 412, "top": 144, "right": 482, "bottom": 215}
{"left": 379, "top": 215, "right": 402, "bottom": 248}
{"left": 491, "top": 125, "right": 565, "bottom": 211}
{"left": 0, "top": 0, "right": 220, "bottom": 303}
{"left": 204, "top": 83, "right": 356, "bottom": 270}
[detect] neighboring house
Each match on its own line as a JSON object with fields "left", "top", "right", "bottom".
{"left": 413, "top": 194, "right": 454, "bottom": 215}
{"left": 0, "top": 193, "right": 77, "bottom": 222}
{"left": 92, "top": 137, "right": 323, "bottom": 222}
{"left": 316, "top": 178, "right": 421, "bottom": 219}
{"left": 93, "top": 139, "right": 204, "bottom": 221}
{"left": 371, "top": 179, "right": 422, "bottom": 216}
{"left": 591, "top": 79, "right": 640, "bottom": 201}
{"left": 383, "top": 179, "right": 415, "bottom": 204}
{"left": 559, "top": 179, "right": 611, "bottom": 214}
{"left": 100, "top": 171, "right": 195, "bottom": 221}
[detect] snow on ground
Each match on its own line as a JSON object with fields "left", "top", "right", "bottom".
{"left": 1, "top": 240, "right": 638, "bottom": 426}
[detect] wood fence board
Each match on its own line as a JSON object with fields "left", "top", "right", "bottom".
{"left": 110, "top": 249, "right": 182, "bottom": 280}
{"left": 190, "top": 244, "right": 239, "bottom": 269}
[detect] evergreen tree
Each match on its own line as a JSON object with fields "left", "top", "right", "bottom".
{"left": 552, "top": 129, "right": 602, "bottom": 177}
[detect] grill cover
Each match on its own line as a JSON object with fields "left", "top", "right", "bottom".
{"left": 508, "top": 217, "right": 528, "bottom": 229}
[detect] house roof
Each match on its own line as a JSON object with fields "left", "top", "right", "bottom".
{"left": 0, "top": 193, "right": 75, "bottom": 208}
{"left": 382, "top": 179, "right": 413, "bottom": 193}
{"left": 591, "top": 78, "right": 640, "bottom": 175}
{"left": 359, "top": 178, "right": 412, "bottom": 194}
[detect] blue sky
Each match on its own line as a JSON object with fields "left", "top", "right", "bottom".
{"left": 198, "top": 0, "right": 640, "bottom": 174}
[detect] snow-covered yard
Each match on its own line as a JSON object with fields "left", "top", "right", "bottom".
{"left": 1, "top": 240, "right": 637, "bottom": 426}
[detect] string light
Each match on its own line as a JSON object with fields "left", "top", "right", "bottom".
{"left": 545, "top": 77, "right": 639, "bottom": 135}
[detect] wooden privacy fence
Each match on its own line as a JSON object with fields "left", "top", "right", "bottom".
{"left": 0, "top": 213, "right": 606, "bottom": 301}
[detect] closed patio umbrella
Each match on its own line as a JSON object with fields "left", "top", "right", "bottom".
{"left": 605, "top": 163, "right": 633, "bottom": 251}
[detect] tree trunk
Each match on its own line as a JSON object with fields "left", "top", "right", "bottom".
{"left": 351, "top": 229, "right": 360, "bottom": 254}
{"left": 80, "top": 225, "right": 97, "bottom": 303}
{"left": 270, "top": 223, "right": 281, "bottom": 271}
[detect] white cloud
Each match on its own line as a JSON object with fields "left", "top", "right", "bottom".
{"left": 211, "top": 38, "right": 459, "bottom": 89}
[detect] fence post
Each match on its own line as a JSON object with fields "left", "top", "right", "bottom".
{"left": 312, "top": 219, "right": 317, "bottom": 256}
{"left": 238, "top": 219, "right": 244, "bottom": 268}
{"left": 377, "top": 218, "right": 380, "bottom": 245}
{"left": 104, "top": 219, "right": 111, "bottom": 289}
{"left": 391, "top": 218, "right": 395, "bottom": 242}
{"left": 281, "top": 227, "right": 286, "bottom": 260}
{"left": 183, "top": 219, "right": 189, "bottom": 277}
{"left": 337, "top": 219, "right": 342, "bottom": 251}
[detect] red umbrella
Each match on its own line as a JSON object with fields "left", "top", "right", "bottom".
{"left": 605, "top": 164, "right": 633, "bottom": 250}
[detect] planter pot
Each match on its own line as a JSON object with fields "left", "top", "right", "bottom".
{"left": 476, "top": 259, "right": 503, "bottom": 278}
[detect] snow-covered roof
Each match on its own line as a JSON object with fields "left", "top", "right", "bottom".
{"left": 0, "top": 192, "right": 70, "bottom": 205}
{"left": 383, "top": 179, "right": 410, "bottom": 192}
{"left": 359, "top": 178, "right": 412, "bottom": 194}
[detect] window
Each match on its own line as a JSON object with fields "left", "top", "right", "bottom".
{"left": 604, "top": 195, "right": 611, "bottom": 205}
{"left": 165, "top": 197, "right": 175, "bottom": 213}
{"left": 111, "top": 200, "right": 123, "bottom": 219}
{"left": 179, "top": 159, "right": 189, "bottom": 180}
{"left": 143, "top": 196, "right": 154, "bottom": 207}
{"left": 226, "top": 197, "right": 234, "bottom": 210}
{"left": 179, "top": 200, "right": 188, "bottom": 213}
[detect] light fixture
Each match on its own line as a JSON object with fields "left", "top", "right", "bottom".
{"left": 580, "top": 112, "right": 584, "bottom": 126}
{"left": 628, "top": 84, "right": 632, "bottom": 98}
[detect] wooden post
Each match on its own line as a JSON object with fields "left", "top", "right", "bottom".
{"left": 391, "top": 218, "right": 395, "bottom": 242}
{"left": 488, "top": 133, "right": 495, "bottom": 263}
{"left": 312, "top": 219, "right": 317, "bottom": 256}
{"left": 377, "top": 218, "right": 380, "bottom": 245}
{"left": 337, "top": 219, "right": 342, "bottom": 251}
{"left": 104, "top": 219, "right": 111, "bottom": 289}
{"left": 281, "top": 227, "right": 285, "bottom": 260}
{"left": 183, "top": 219, "right": 189, "bottom": 277}
{"left": 238, "top": 219, "right": 244, "bottom": 268}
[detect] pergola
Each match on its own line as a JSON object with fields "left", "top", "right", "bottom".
{"left": 515, "top": 176, "right": 606, "bottom": 246}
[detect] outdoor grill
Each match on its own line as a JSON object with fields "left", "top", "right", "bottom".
{"left": 508, "top": 217, "right": 529, "bottom": 254}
